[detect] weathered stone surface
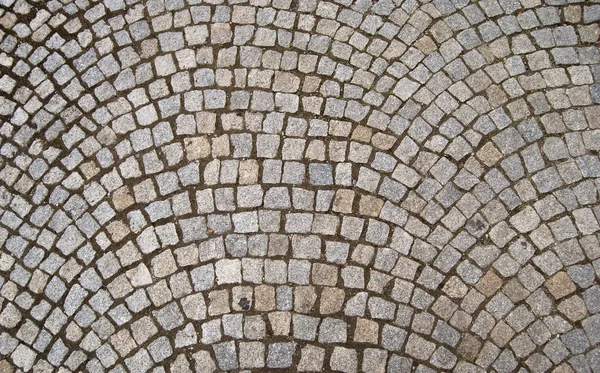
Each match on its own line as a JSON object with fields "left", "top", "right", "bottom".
{"left": 2, "top": 1, "right": 598, "bottom": 371}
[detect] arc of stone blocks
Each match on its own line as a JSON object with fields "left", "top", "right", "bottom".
{"left": 1, "top": 0, "right": 600, "bottom": 371}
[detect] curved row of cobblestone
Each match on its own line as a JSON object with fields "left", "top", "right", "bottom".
{"left": 1, "top": 0, "right": 600, "bottom": 372}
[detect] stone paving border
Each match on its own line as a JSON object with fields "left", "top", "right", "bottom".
{"left": 1, "top": 0, "right": 600, "bottom": 372}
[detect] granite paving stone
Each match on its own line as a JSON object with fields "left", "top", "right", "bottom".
{"left": 0, "top": 0, "right": 599, "bottom": 371}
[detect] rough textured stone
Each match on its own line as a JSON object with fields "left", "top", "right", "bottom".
{"left": 1, "top": 2, "right": 598, "bottom": 371}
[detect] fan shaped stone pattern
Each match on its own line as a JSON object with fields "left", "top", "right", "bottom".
{"left": 0, "top": 0, "right": 600, "bottom": 371}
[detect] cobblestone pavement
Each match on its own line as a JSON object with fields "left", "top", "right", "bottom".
{"left": 0, "top": 0, "right": 600, "bottom": 372}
